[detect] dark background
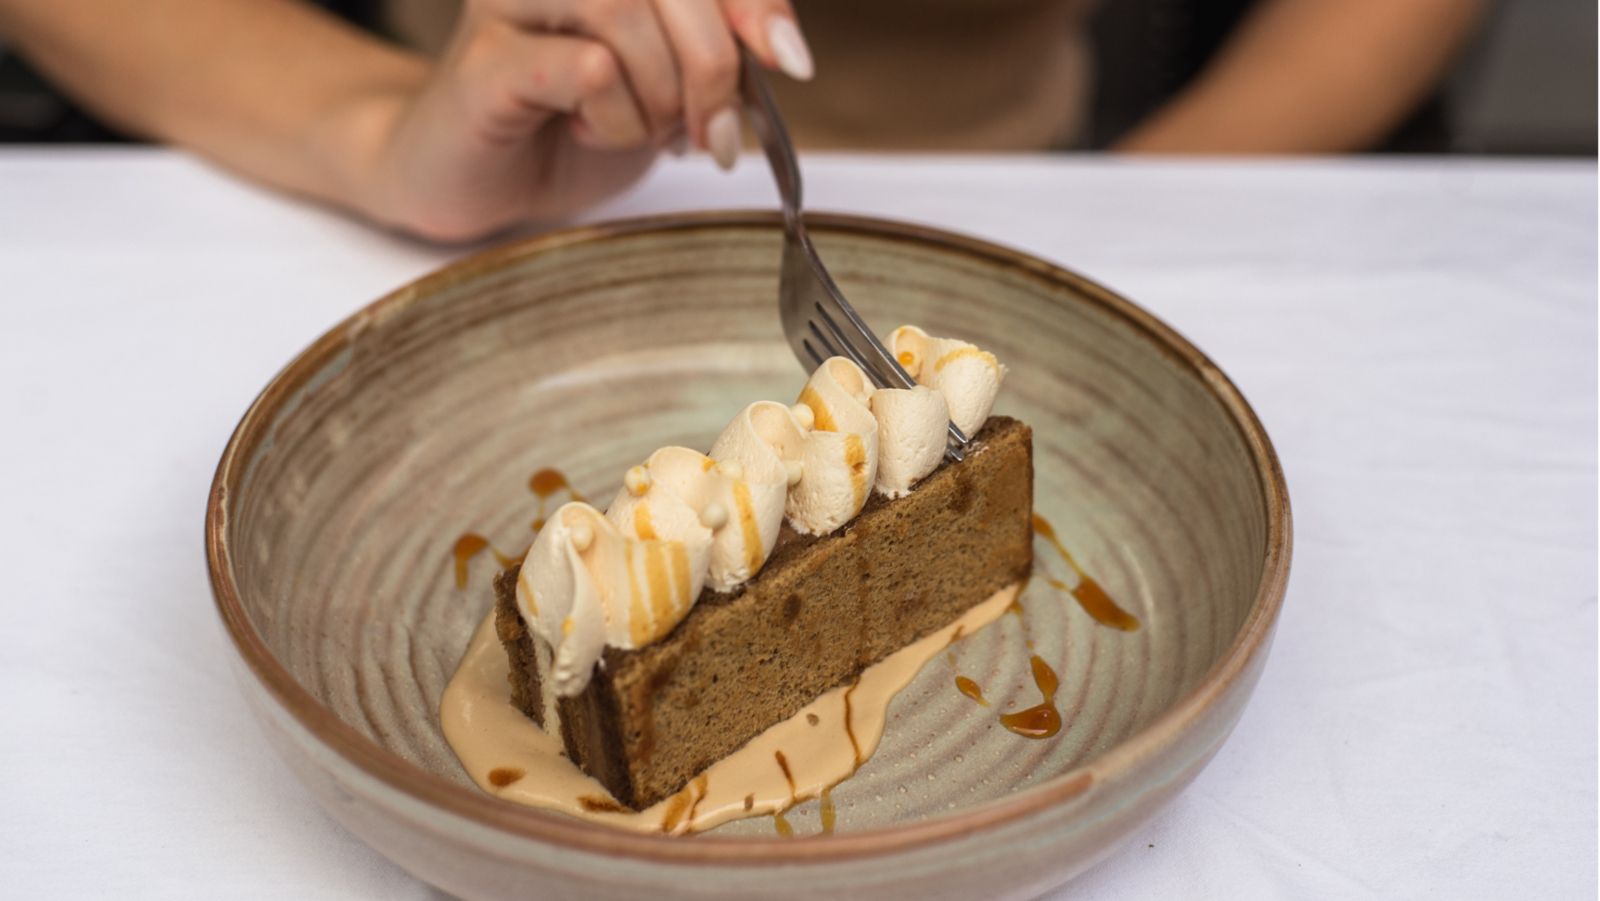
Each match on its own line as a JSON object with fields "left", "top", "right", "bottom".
{"left": 1, "top": 0, "right": 1594, "bottom": 155}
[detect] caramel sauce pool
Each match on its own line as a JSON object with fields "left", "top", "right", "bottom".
{"left": 1031, "top": 513, "right": 1140, "bottom": 631}
{"left": 453, "top": 472, "right": 1144, "bottom": 825}
{"left": 998, "top": 655, "right": 1062, "bottom": 739}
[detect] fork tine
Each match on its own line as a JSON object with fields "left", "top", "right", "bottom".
{"left": 742, "top": 40, "right": 969, "bottom": 460}
{"left": 812, "top": 306, "right": 872, "bottom": 371}
{"left": 794, "top": 231, "right": 914, "bottom": 390}
{"left": 802, "top": 327, "right": 835, "bottom": 365}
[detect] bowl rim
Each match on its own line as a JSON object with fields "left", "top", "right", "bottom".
{"left": 206, "top": 210, "right": 1292, "bottom": 865}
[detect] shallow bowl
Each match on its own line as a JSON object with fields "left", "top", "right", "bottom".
{"left": 207, "top": 212, "right": 1290, "bottom": 899}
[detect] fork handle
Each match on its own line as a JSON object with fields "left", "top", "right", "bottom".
{"left": 739, "top": 44, "right": 803, "bottom": 227}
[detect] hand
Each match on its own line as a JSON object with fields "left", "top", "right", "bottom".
{"left": 356, "top": 0, "right": 813, "bottom": 242}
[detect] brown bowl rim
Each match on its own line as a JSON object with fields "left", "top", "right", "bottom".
{"left": 206, "top": 210, "right": 1292, "bottom": 866}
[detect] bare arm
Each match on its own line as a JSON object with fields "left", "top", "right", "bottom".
{"left": 1115, "top": 0, "right": 1485, "bottom": 153}
{"left": 0, "top": 0, "right": 814, "bottom": 240}
{"left": 0, "top": 0, "right": 427, "bottom": 220}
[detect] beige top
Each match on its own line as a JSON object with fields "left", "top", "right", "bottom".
{"left": 384, "top": 0, "right": 1095, "bottom": 151}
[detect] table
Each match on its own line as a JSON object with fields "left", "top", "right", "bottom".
{"left": 1, "top": 149, "right": 1593, "bottom": 899}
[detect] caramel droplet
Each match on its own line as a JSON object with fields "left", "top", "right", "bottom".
{"left": 773, "top": 811, "right": 795, "bottom": 838}
{"left": 529, "top": 468, "right": 568, "bottom": 497}
{"left": 453, "top": 533, "right": 490, "bottom": 589}
{"left": 1072, "top": 576, "right": 1140, "bottom": 631}
{"left": 528, "top": 467, "right": 583, "bottom": 535}
{"left": 487, "top": 767, "right": 524, "bottom": 787}
{"left": 998, "top": 655, "right": 1062, "bottom": 739}
{"left": 955, "top": 675, "right": 989, "bottom": 707}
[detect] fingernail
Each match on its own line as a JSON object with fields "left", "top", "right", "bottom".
{"left": 767, "top": 17, "right": 814, "bottom": 81}
{"left": 707, "top": 107, "right": 740, "bottom": 171}
{"left": 669, "top": 132, "right": 689, "bottom": 157}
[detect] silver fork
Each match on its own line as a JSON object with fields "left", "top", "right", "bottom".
{"left": 738, "top": 46, "right": 970, "bottom": 463}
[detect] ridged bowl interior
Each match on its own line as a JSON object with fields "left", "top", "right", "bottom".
{"left": 211, "top": 213, "right": 1287, "bottom": 893}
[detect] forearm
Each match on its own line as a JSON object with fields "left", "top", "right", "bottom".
{"left": 0, "top": 0, "right": 427, "bottom": 214}
{"left": 1116, "top": 0, "right": 1484, "bottom": 153}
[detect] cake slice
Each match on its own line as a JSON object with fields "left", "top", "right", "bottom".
{"left": 495, "top": 416, "right": 1031, "bottom": 809}
{"left": 493, "top": 327, "right": 1027, "bottom": 810}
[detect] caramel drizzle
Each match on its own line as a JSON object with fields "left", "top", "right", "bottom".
{"left": 774, "top": 750, "right": 797, "bottom": 799}
{"left": 797, "top": 386, "right": 835, "bottom": 431}
{"left": 1031, "top": 513, "right": 1140, "bottom": 631}
{"left": 819, "top": 787, "right": 837, "bottom": 836}
{"left": 842, "top": 679, "right": 862, "bottom": 769}
{"left": 578, "top": 795, "right": 626, "bottom": 813}
{"left": 452, "top": 533, "right": 518, "bottom": 589}
{"left": 529, "top": 467, "right": 585, "bottom": 533}
{"left": 933, "top": 346, "right": 994, "bottom": 372}
{"left": 998, "top": 655, "right": 1062, "bottom": 739}
{"left": 632, "top": 504, "right": 657, "bottom": 539}
{"left": 453, "top": 467, "right": 586, "bottom": 590}
{"left": 685, "top": 774, "right": 710, "bottom": 825}
{"left": 731, "top": 478, "right": 764, "bottom": 572}
{"left": 844, "top": 432, "right": 868, "bottom": 510}
{"left": 659, "top": 774, "right": 709, "bottom": 834}
{"left": 954, "top": 676, "right": 989, "bottom": 707}
{"left": 724, "top": 678, "right": 866, "bottom": 839}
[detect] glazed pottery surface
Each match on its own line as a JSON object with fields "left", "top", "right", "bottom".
{"left": 207, "top": 212, "right": 1290, "bottom": 900}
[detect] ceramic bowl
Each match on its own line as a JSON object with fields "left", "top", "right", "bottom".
{"left": 207, "top": 212, "right": 1290, "bottom": 899}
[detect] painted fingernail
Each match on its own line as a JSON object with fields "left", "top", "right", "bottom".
{"left": 707, "top": 107, "right": 740, "bottom": 171}
{"left": 767, "top": 17, "right": 814, "bottom": 81}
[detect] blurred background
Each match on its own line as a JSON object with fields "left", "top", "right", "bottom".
{"left": 1090, "top": 0, "right": 1596, "bottom": 154}
{"left": 1, "top": 0, "right": 1594, "bottom": 155}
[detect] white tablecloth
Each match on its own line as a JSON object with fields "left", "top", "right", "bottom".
{"left": 1, "top": 149, "right": 1593, "bottom": 899}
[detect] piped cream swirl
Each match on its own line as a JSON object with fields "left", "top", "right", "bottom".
{"left": 889, "top": 325, "right": 1006, "bottom": 436}
{"left": 517, "top": 327, "right": 1004, "bottom": 696}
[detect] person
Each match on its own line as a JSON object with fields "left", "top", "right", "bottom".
{"left": 0, "top": 0, "right": 1483, "bottom": 242}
